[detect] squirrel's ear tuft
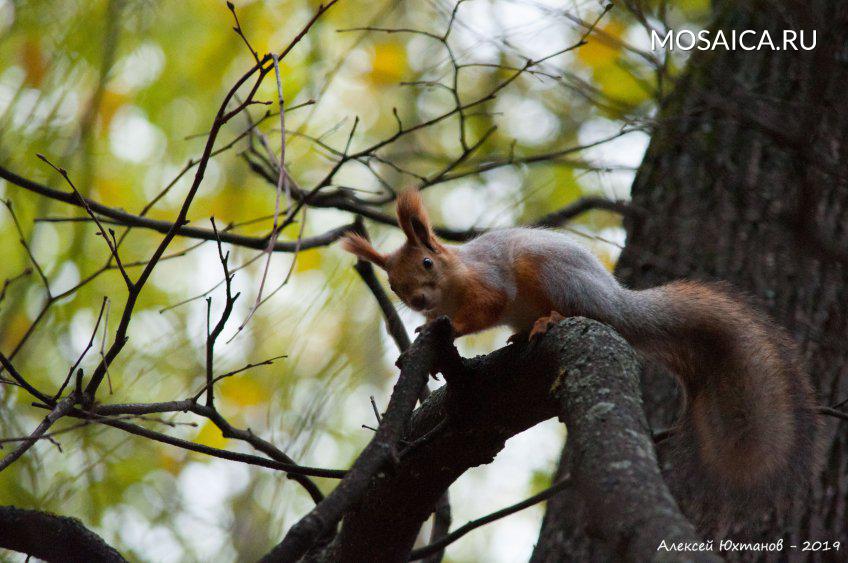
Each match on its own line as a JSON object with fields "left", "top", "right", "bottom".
{"left": 396, "top": 189, "right": 437, "bottom": 251}
{"left": 340, "top": 233, "right": 388, "bottom": 270}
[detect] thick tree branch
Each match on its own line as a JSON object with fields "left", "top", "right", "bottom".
{"left": 549, "top": 329, "right": 719, "bottom": 561}
{"left": 0, "top": 505, "right": 125, "bottom": 562}
{"left": 322, "top": 318, "right": 711, "bottom": 562}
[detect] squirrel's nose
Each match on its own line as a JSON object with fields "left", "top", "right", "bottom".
{"left": 410, "top": 294, "right": 429, "bottom": 310}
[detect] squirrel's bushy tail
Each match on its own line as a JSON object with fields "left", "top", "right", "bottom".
{"left": 620, "top": 281, "right": 820, "bottom": 531}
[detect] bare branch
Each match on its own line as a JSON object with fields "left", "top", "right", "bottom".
{"left": 0, "top": 267, "right": 31, "bottom": 308}
{"left": 0, "top": 166, "right": 356, "bottom": 252}
{"left": 190, "top": 355, "right": 285, "bottom": 404}
{"left": 0, "top": 394, "right": 77, "bottom": 473}
{"left": 410, "top": 479, "right": 571, "bottom": 560}
{"left": 53, "top": 296, "right": 109, "bottom": 400}
{"left": 350, "top": 224, "right": 411, "bottom": 352}
{"left": 533, "top": 196, "right": 639, "bottom": 228}
{"left": 36, "top": 154, "right": 134, "bottom": 291}
{"left": 0, "top": 352, "right": 52, "bottom": 406}
{"left": 243, "top": 52, "right": 292, "bottom": 335}
{"left": 204, "top": 218, "right": 241, "bottom": 406}
{"left": 32, "top": 402, "right": 347, "bottom": 479}
{"left": 227, "top": 0, "right": 260, "bottom": 64}
{"left": 2, "top": 199, "right": 51, "bottom": 295}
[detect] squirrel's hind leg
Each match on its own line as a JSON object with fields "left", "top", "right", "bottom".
{"left": 528, "top": 311, "right": 566, "bottom": 341}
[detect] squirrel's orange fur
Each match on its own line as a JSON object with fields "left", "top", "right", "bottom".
{"left": 341, "top": 190, "right": 819, "bottom": 530}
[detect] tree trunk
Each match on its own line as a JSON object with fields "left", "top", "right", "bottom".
{"left": 534, "top": 1, "right": 848, "bottom": 559}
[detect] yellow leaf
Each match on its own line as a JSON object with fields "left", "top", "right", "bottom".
{"left": 294, "top": 249, "right": 321, "bottom": 273}
{"left": 594, "top": 64, "right": 648, "bottom": 106}
{"left": 577, "top": 22, "right": 625, "bottom": 69}
{"left": 195, "top": 421, "right": 228, "bottom": 449}
{"left": 1, "top": 313, "right": 31, "bottom": 352}
{"left": 21, "top": 39, "right": 46, "bottom": 87}
{"left": 95, "top": 177, "right": 125, "bottom": 205}
{"left": 220, "top": 376, "right": 265, "bottom": 407}
{"left": 368, "top": 42, "right": 407, "bottom": 85}
{"left": 99, "top": 90, "right": 127, "bottom": 130}
{"left": 158, "top": 449, "right": 183, "bottom": 475}
{"left": 676, "top": 0, "right": 711, "bottom": 18}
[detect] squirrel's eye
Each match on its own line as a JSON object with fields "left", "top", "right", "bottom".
{"left": 422, "top": 257, "right": 434, "bottom": 269}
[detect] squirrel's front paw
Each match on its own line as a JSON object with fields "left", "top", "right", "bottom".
{"left": 529, "top": 311, "right": 565, "bottom": 340}
{"left": 415, "top": 316, "right": 457, "bottom": 337}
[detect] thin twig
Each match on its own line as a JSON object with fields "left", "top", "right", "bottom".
{"left": 2, "top": 199, "right": 51, "bottom": 295}
{"left": 191, "top": 355, "right": 285, "bottom": 403}
{"left": 204, "top": 218, "right": 241, "bottom": 406}
{"left": 0, "top": 353, "right": 52, "bottom": 406}
{"left": 54, "top": 297, "right": 108, "bottom": 400}
{"left": 36, "top": 154, "right": 134, "bottom": 291}
{"left": 0, "top": 394, "right": 77, "bottom": 472}
{"left": 369, "top": 396, "right": 382, "bottom": 425}
{"left": 227, "top": 1, "right": 260, "bottom": 64}
{"left": 0, "top": 267, "right": 32, "bottom": 308}
{"left": 30, "top": 400, "right": 345, "bottom": 481}
{"left": 409, "top": 478, "right": 571, "bottom": 560}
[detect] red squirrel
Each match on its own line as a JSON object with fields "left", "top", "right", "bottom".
{"left": 341, "top": 190, "right": 819, "bottom": 529}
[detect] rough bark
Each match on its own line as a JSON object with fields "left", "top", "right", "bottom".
{"left": 534, "top": 1, "right": 848, "bottom": 560}
{"left": 317, "top": 318, "right": 711, "bottom": 562}
{"left": 549, "top": 325, "right": 719, "bottom": 562}
{"left": 0, "top": 506, "right": 126, "bottom": 562}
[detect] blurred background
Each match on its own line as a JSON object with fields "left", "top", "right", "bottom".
{"left": 0, "top": 0, "right": 710, "bottom": 560}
